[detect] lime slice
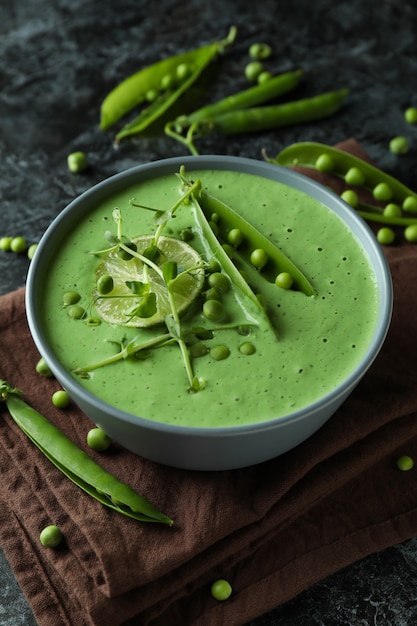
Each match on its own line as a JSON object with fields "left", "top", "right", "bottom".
{"left": 94, "top": 235, "right": 204, "bottom": 327}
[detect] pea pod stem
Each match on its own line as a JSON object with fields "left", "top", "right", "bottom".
{"left": 103, "top": 26, "right": 237, "bottom": 139}
{"left": 271, "top": 141, "right": 417, "bottom": 224}
{"left": 0, "top": 381, "right": 173, "bottom": 525}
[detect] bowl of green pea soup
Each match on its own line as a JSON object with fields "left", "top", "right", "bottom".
{"left": 26, "top": 155, "right": 392, "bottom": 470}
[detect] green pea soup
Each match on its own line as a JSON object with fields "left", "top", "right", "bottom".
{"left": 41, "top": 169, "right": 379, "bottom": 428}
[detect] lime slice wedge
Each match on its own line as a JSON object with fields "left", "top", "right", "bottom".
{"left": 94, "top": 235, "right": 204, "bottom": 327}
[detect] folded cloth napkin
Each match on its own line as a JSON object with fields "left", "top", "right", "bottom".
{"left": 1, "top": 139, "right": 417, "bottom": 626}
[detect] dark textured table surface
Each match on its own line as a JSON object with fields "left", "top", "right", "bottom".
{"left": 1, "top": 0, "right": 417, "bottom": 624}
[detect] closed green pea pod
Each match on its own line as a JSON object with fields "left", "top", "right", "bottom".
{"left": 0, "top": 382, "right": 173, "bottom": 525}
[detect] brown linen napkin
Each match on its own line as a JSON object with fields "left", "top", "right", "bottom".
{"left": 1, "top": 139, "right": 417, "bottom": 626}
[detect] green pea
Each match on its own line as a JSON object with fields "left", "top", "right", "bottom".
{"left": 160, "top": 73, "right": 174, "bottom": 90}
{"left": 345, "top": 166, "right": 365, "bottom": 186}
{"left": 383, "top": 203, "right": 402, "bottom": 218}
{"left": 249, "top": 42, "right": 272, "bottom": 60}
{"left": 27, "top": 243, "right": 38, "bottom": 260}
{"left": 275, "top": 272, "right": 293, "bottom": 289}
{"left": 204, "top": 287, "right": 222, "bottom": 301}
{"left": 402, "top": 195, "right": 417, "bottom": 214}
{"left": 63, "top": 291, "right": 81, "bottom": 306}
{"left": 35, "top": 357, "right": 53, "bottom": 378}
{"left": 97, "top": 274, "right": 114, "bottom": 295}
{"left": 0, "top": 236, "right": 13, "bottom": 251}
{"left": 404, "top": 107, "right": 417, "bottom": 124}
{"left": 404, "top": 224, "right": 417, "bottom": 243}
{"left": 257, "top": 70, "right": 272, "bottom": 84}
{"left": 373, "top": 182, "right": 393, "bottom": 202}
{"left": 68, "top": 305, "right": 86, "bottom": 320}
{"left": 227, "top": 228, "right": 244, "bottom": 248}
{"left": 211, "top": 579, "right": 232, "bottom": 601}
{"left": 203, "top": 299, "right": 225, "bottom": 321}
{"left": 341, "top": 189, "right": 359, "bottom": 208}
{"left": 189, "top": 341, "right": 209, "bottom": 358}
{"left": 87, "top": 427, "right": 112, "bottom": 452}
{"left": 389, "top": 136, "right": 409, "bottom": 155}
{"left": 210, "top": 345, "right": 231, "bottom": 361}
{"left": 315, "top": 153, "right": 335, "bottom": 172}
{"left": 210, "top": 212, "right": 220, "bottom": 223}
{"left": 396, "top": 455, "right": 414, "bottom": 471}
{"left": 244, "top": 61, "right": 263, "bottom": 82}
{"left": 377, "top": 227, "right": 395, "bottom": 245}
{"left": 10, "top": 236, "right": 27, "bottom": 253}
{"left": 52, "top": 390, "right": 71, "bottom": 409}
{"left": 145, "top": 88, "right": 158, "bottom": 102}
{"left": 206, "top": 258, "right": 221, "bottom": 273}
{"left": 239, "top": 342, "right": 256, "bottom": 355}
{"left": 85, "top": 317, "right": 102, "bottom": 327}
{"left": 67, "top": 151, "right": 88, "bottom": 173}
{"left": 39, "top": 525, "right": 63, "bottom": 548}
{"left": 117, "top": 241, "right": 137, "bottom": 260}
{"left": 176, "top": 63, "right": 190, "bottom": 81}
{"left": 208, "top": 272, "right": 230, "bottom": 293}
{"left": 250, "top": 248, "right": 268, "bottom": 270}
{"left": 209, "top": 220, "right": 219, "bottom": 236}
{"left": 180, "top": 228, "right": 193, "bottom": 242}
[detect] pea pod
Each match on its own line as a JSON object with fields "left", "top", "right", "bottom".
{"left": 174, "top": 68, "right": 304, "bottom": 128}
{"left": 101, "top": 26, "right": 237, "bottom": 137}
{"left": 202, "top": 89, "right": 349, "bottom": 135}
{"left": 0, "top": 381, "right": 173, "bottom": 525}
{"left": 194, "top": 188, "right": 316, "bottom": 297}
{"left": 272, "top": 141, "right": 417, "bottom": 224}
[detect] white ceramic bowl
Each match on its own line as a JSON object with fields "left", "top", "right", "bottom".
{"left": 26, "top": 156, "right": 392, "bottom": 470}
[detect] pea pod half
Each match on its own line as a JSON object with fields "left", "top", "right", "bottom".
{"left": 101, "top": 26, "right": 237, "bottom": 137}
{"left": 0, "top": 381, "right": 173, "bottom": 525}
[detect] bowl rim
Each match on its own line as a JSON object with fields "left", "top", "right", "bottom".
{"left": 26, "top": 154, "right": 393, "bottom": 436}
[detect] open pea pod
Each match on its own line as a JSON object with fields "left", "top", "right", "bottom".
{"left": 272, "top": 141, "right": 417, "bottom": 221}
{"left": 100, "top": 26, "right": 237, "bottom": 136}
{"left": 0, "top": 381, "right": 173, "bottom": 525}
{"left": 195, "top": 189, "right": 316, "bottom": 297}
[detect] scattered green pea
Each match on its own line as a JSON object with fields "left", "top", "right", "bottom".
{"left": 249, "top": 42, "right": 272, "bottom": 60}
{"left": 275, "top": 272, "right": 293, "bottom": 289}
{"left": 63, "top": 291, "right": 81, "bottom": 306}
{"left": 85, "top": 317, "right": 102, "bottom": 326}
{"left": 67, "top": 151, "right": 88, "bottom": 173}
{"left": 67, "top": 305, "right": 86, "bottom": 320}
{"left": 377, "top": 227, "right": 395, "bottom": 245}
{"left": 189, "top": 341, "right": 209, "bottom": 358}
{"left": 404, "top": 107, "right": 417, "bottom": 124}
{"left": 0, "top": 237, "right": 13, "bottom": 251}
{"left": 227, "top": 227, "right": 244, "bottom": 248}
{"left": 210, "top": 345, "right": 231, "bottom": 361}
{"left": 39, "top": 525, "right": 63, "bottom": 548}
{"left": 180, "top": 228, "right": 194, "bottom": 242}
{"left": 257, "top": 70, "right": 272, "bottom": 84}
{"left": 396, "top": 455, "right": 414, "bottom": 471}
{"left": 27, "top": 243, "right": 38, "bottom": 260}
{"left": 117, "top": 241, "right": 137, "bottom": 260}
{"left": 383, "top": 203, "right": 402, "bottom": 218}
{"left": 389, "top": 136, "right": 409, "bottom": 155}
{"left": 210, "top": 212, "right": 220, "bottom": 223}
{"left": 145, "top": 88, "right": 158, "bottom": 102}
{"left": 87, "top": 427, "right": 112, "bottom": 452}
{"left": 402, "top": 195, "right": 417, "bottom": 214}
{"left": 244, "top": 61, "right": 263, "bottom": 82}
{"left": 203, "top": 299, "right": 225, "bottom": 322}
{"left": 52, "top": 390, "right": 71, "bottom": 409}
{"left": 250, "top": 248, "right": 268, "bottom": 270}
{"left": 204, "top": 287, "right": 222, "bottom": 301}
{"left": 160, "top": 73, "right": 174, "bottom": 90}
{"left": 345, "top": 166, "right": 366, "bottom": 186}
{"left": 239, "top": 342, "right": 256, "bottom": 355}
{"left": 97, "top": 274, "right": 114, "bottom": 295}
{"left": 404, "top": 224, "right": 417, "bottom": 242}
{"left": 315, "top": 153, "right": 335, "bottom": 172}
{"left": 35, "top": 357, "right": 53, "bottom": 378}
{"left": 208, "top": 272, "right": 230, "bottom": 293}
{"left": 340, "top": 189, "right": 359, "bottom": 208}
{"left": 211, "top": 578, "right": 232, "bottom": 601}
{"left": 206, "top": 258, "right": 221, "bottom": 273}
{"left": 373, "top": 182, "right": 393, "bottom": 202}
{"left": 10, "top": 236, "right": 27, "bottom": 253}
